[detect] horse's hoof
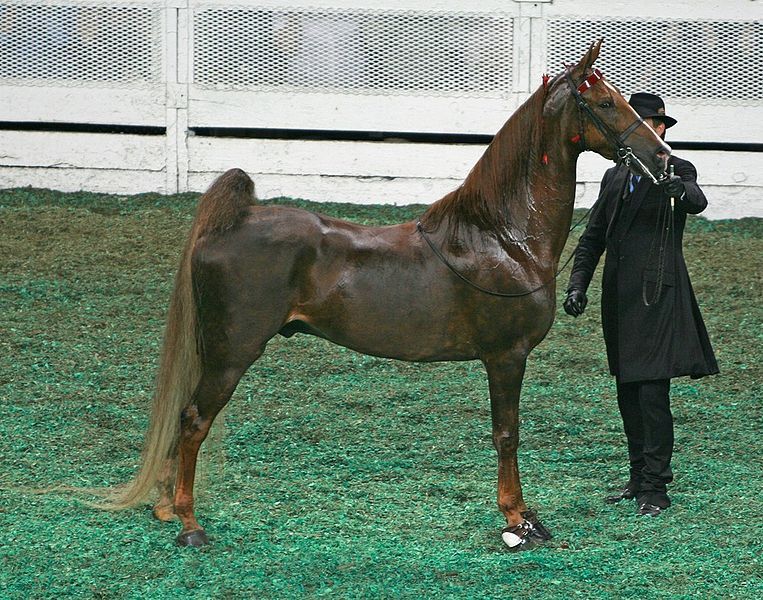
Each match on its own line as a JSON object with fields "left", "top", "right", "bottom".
{"left": 522, "top": 509, "right": 553, "bottom": 541}
{"left": 501, "top": 519, "right": 550, "bottom": 551}
{"left": 176, "top": 529, "right": 209, "bottom": 547}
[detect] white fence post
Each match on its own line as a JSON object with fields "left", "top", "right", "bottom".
{"left": 165, "top": 0, "right": 190, "bottom": 194}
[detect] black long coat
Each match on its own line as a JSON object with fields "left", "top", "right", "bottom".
{"left": 568, "top": 156, "right": 719, "bottom": 383}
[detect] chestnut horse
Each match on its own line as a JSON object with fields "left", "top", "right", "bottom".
{"left": 102, "top": 42, "right": 670, "bottom": 549}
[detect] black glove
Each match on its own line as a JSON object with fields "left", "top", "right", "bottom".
{"left": 563, "top": 288, "right": 588, "bottom": 317}
{"left": 663, "top": 174, "right": 685, "bottom": 198}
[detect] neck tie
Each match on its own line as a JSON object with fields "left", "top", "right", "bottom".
{"left": 629, "top": 174, "right": 641, "bottom": 194}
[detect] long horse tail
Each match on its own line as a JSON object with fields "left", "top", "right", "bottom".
{"left": 95, "top": 168, "right": 256, "bottom": 509}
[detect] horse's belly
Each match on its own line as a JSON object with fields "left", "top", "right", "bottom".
{"left": 291, "top": 267, "right": 552, "bottom": 362}
{"left": 282, "top": 257, "right": 478, "bottom": 360}
{"left": 291, "top": 294, "right": 475, "bottom": 362}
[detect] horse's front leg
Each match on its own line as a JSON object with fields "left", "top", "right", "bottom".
{"left": 484, "top": 352, "right": 552, "bottom": 550}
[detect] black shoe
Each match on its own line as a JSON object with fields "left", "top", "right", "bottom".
{"left": 605, "top": 480, "right": 640, "bottom": 504}
{"left": 638, "top": 502, "right": 662, "bottom": 517}
{"left": 636, "top": 491, "right": 671, "bottom": 509}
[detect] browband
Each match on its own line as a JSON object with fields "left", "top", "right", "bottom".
{"left": 577, "top": 68, "right": 603, "bottom": 94}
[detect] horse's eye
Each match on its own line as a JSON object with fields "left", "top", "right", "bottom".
{"left": 599, "top": 101, "right": 613, "bottom": 109}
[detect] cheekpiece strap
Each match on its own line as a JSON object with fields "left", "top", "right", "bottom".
{"left": 577, "top": 68, "right": 603, "bottom": 94}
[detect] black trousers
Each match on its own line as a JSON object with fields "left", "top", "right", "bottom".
{"left": 616, "top": 379, "right": 673, "bottom": 495}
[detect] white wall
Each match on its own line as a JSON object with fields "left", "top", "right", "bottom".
{"left": 0, "top": 0, "right": 761, "bottom": 218}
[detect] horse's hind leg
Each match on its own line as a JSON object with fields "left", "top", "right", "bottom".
{"left": 152, "top": 456, "right": 178, "bottom": 522}
{"left": 173, "top": 362, "right": 251, "bottom": 547}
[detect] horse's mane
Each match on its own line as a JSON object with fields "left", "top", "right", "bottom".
{"left": 421, "top": 82, "right": 549, "bottom": 248}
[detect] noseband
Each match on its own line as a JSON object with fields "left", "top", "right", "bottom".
{"left": 565, "top": 68, "right": 666, "bottom": 184}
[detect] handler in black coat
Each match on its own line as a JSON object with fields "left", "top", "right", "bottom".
{"left": 564, "top": 93, "right": 718, "bottom": 516}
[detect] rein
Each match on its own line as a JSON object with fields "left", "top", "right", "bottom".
{"left": 569, "top": 68, "right": 676, "bottom": 306}
{"left": 416, "top": 205, "right": 593, "bottom": 298}
{"left": 416, "top": 221, "right": 574, "bottom": 298}
{"left": 642, "top": 165, "right": 677, "bottom": 306}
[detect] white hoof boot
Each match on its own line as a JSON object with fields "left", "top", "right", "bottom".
{"left": 501, "top": 521, "right": 533, "bottom": 549}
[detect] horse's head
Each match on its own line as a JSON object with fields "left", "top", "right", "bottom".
{"left": 549, "top": 40, "right": 671, "bottom": 183}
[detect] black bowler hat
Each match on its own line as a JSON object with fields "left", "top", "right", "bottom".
{"left": 628, "top": 92, "right": 677, "bottom": 128}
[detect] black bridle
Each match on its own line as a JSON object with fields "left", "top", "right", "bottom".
{"left": 566, "top": 68, "right": 677, "bottom": 306}
{"left": 565, "top": 68, "right": 667, "bottom": 185}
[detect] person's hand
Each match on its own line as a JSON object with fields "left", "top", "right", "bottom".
{"left": 563, "top": 288, "right": 588, "bottom": 317}
{"left": 662, "top": 174, "right": 685, "bottom": 198}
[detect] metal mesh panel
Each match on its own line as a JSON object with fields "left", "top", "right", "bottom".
{"left": 193, "top": 6, "right": 513, "bottom": 97}
{"left": 547, "top": 18, "right": 762, "bottom": 105}
{"left": 0, "top": 1, "right": 163, "bottom": 86}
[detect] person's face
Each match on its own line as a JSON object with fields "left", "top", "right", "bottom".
{"left": 645, "top": 117, "right": 667, "bottom": 140}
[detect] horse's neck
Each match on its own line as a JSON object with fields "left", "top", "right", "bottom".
{"left": 466, "top": 134, "right": 578, "bottom": 270}
{"left": 425, "top": 94, "right": 579, "bottom": 271}
{"left": 523, "top": 146, "right": 578, "bottom": 267}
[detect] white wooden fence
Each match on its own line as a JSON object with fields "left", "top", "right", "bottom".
{"left": 1, "top": 0, "right": 761, "bottom": 218}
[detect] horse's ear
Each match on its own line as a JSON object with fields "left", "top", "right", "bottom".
{"left": 576, "top": 39, "right": 603, "bottom": 73}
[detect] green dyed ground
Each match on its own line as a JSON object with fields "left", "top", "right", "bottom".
{"left": 0, "top": 188, "right": 760, "bottom": 599}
